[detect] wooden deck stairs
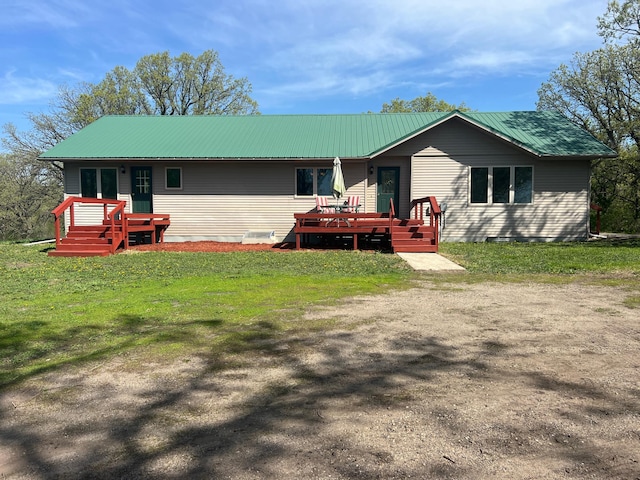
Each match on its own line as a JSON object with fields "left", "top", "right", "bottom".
{"left": 391, "top": 219, "right": 438, "bottom": 253}
{"left": 48, "top": 197, "right": 170, "bottom": 257}
{"left": 50, "top": 225, "right": 116, "bottom": 257}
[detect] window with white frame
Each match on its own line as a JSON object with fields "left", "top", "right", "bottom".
{"left": 80, "top": 168, "right": 118, "bottom": 199}
{"left": 295, "top": 167, "right": 333, "bottom": 196}
{"left": 470, "top": 166, "right": 533, "bottom": 205}
{"left": 165, "top": 167, "right": 182, "bottom": 189}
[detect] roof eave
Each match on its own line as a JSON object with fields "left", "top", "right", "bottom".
{"left": 368, "top": 113, "right": 452, "bottom": 158}
{"left": 368, "top": 110, "right": 548, "bottom": 158}
{"left": 367, "top": 110, "right": 618, "bottom": 159}
{"left": 39, "top": 155, "right": 370, "bottom": 161}
{"left": 450, "top": 111, "right": 548, "bottom": 157}
{"left": 539, "top": 153, "right": 619, "bottom": 160}
{"left": 455, "top": 111, "right": 620, "bottom": 158}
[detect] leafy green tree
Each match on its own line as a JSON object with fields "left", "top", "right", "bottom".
{"left": 381, "top": 92, "right": 471, "bottom": 113}
{"left": 73, "top": 50, "right": 259, "bottom": 124}
{"left": 597, "top": 0, "right": 640, "bottom": 43}
{"left": 1, "top": 49, "right": 259, "bottom": 240}
{"left": 71, "top": 66, "right": 147, "bottom": 127}
{"left": 538, "top": 1, "right": 640, "bottom": 232}
{"left": 0, "top": 153, "right": 61, "bottom": 240}
{"left": 4, "top": 50, "right": 259, "bottom": 160}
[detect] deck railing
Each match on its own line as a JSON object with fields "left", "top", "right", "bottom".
{"left": 293, "top": 196, "right": 440, "bottom": 251}
{"left": 410, "top": 196, "right": 442, "bottom": 241}
{"left": 388, "top": 198, "right": 396, "bottom": 239}
{"left": 51, "top": 196, "right": 128, "bottom": 254}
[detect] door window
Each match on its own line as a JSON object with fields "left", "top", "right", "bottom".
{"left": 135, "top": 169, "right": 151, "bottom": 194}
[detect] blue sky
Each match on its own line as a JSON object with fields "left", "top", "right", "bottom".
{"left": 1, "top": 0, "right": 609, "bottom": 134}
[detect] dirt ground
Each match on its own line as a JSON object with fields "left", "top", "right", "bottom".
{"left": 1, "top": 244, "right": 639, "bottom": 479}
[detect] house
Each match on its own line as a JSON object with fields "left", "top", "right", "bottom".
{"left": 40, "top": 110, "right": 616, "bottom": 249}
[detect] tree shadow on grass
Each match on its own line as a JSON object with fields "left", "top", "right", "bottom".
{"left": 584, "top": 237, "right": 640, "bottom": 248}
{"left": 0, "top": 314, "right": 227, "bottom": 389}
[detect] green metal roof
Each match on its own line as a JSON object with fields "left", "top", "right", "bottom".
{"left": 39, "top": 111, "right": 616, "bottom": 160}
{"left": 460, "top": 111, "right": 617, "bottom": 158}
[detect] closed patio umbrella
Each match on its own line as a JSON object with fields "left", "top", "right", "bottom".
{"left": 331, "top": 157, "right": 346, "bottom": 205}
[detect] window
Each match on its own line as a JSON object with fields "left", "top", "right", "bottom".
{"left": 80, "top": 168, "right": 117, "bottom": 199}
{"left": 470, "top": 166, "right": 533, "bottom": 205}
{"left": 296, "top": 167, "right": 333, "bottom": 196}
{"left": 317, "top": 168, "right": 332, "bottom": 196}
{"left": 80, "top": 169, "right": 97, "bottom": 198}
{"left": 514, "top": 166, "right": 533, "bottom": 203}
{"left": 101, "top": 169, "right": 117, "bottom": 199}
{"left": 165, "top": 167, "right": 182, "bottom": 189}
{"left": 492, "top": 167, "right": 510, "bottom": 204}
{"left": 470, "top": 167, "right": 488, "bottom": 204}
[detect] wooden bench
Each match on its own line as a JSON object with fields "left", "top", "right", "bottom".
{"left": 124, "top": 213, "right": 171, "bottom": 244}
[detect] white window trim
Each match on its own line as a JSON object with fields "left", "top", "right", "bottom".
{"left": 165, "top": 167, "right": 183, "bottom": 190}
{"left": 79, "top": 167, "right": 118, "bottom": 199}
{"left": 469, "top": 166, "right": 534, "bottom": 206}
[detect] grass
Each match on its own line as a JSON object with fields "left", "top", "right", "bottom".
{"left": 439, "top": 238, "right": 640, "bottom": 275}
{"left": 0, "top": 244, "right": 413, "bottom": 387}
{"left": 1, "top": 238, "right": 639, "bottom": 389}
{"left": 437, "top": 239, "right": 640, "bottom": 301}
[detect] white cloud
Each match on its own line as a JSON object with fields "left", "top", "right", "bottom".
{"left": 449, "top": 50, "right": 538, "bottom": 74}
{"left": 0, "top": 70, "right": 57, "bottom": 105}
{"left": 203, "top": 0, "right": 606, "bottom": 102}
{"left": 0, "top": 0, "right": 610, "bottom": 117}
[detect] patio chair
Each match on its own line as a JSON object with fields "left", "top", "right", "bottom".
{"left": 343, "top": 195, "right": 360, "bottom": 213}
{"left": 316, "top": 196, "right": 335, "bottom": 214}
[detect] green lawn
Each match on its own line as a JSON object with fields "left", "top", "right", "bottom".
{"left": 438, "top": 239, "right": 640, "bottom": 308}
{"left": 439, "top": 238, "right": 640, "bottom": 275}
{"left": 1, "top": 239, "right": 639, "bottom": 389}
{"left": 0, "top": 245, "right": 412, "bottom": 387}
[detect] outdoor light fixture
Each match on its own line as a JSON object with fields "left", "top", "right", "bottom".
{"left": 369, "top": 166, "right": 374, "bottom": 175}
{"left": 120, "top": 165, "right": 126, "bottom": 174}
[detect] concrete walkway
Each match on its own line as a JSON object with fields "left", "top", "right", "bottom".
{"left": 397, "top": 252, "right": 466, "bottom": 272}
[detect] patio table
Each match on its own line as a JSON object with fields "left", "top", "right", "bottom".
{"left": 324, "top": 204, "right": 361, "bottom": 227}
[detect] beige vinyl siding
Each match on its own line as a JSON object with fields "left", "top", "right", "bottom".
{"left": 409, "top": 121, "right": 591, "bottom": 241}
{"left": 63, "top": 160, "right": 367, "bottom": 242}
{"left": 157, "top": 161, "right": 366, "bottom": 241}
{"left": 439, "top": 162, "right": 590, "bottom": 241}
{"left": 389, "top": 117, "right": 519, "bottom": 158}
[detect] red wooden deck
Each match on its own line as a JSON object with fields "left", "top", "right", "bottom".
{"left": 48, "top": 196, "right": 440, "bottom": 257}
{"left": 294, "top": 197, "right": 441, "bottom": 253}
{"left": 49, "top": 197, "right": 170, "bottom": 257}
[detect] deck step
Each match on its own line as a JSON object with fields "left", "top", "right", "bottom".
{"left": 392, "top": 231, "right": 435, "bottom": 239}
{"left": 49, "top": 231, "right": 114, "bottom": 256}
{"left": 49, "top": 240, "right": 113, "bottom": 256}
{"left": 392, "top": 244, "right": 439, "bottom": 253}
{"left": 69, "top": 225, "right": 110, "bottom": 233}
{"left": 391, "top": 224, "right": 437, "bottom": 253}
{"left": 48, "top": 249, "right": 111, "bottom": 257}
{"left": 61, "top": 238, "right": 111, "bottom": 245}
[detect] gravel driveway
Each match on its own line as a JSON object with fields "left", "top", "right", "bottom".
{"left": 1, "top": 280, "right": 639, "bottom": 479}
